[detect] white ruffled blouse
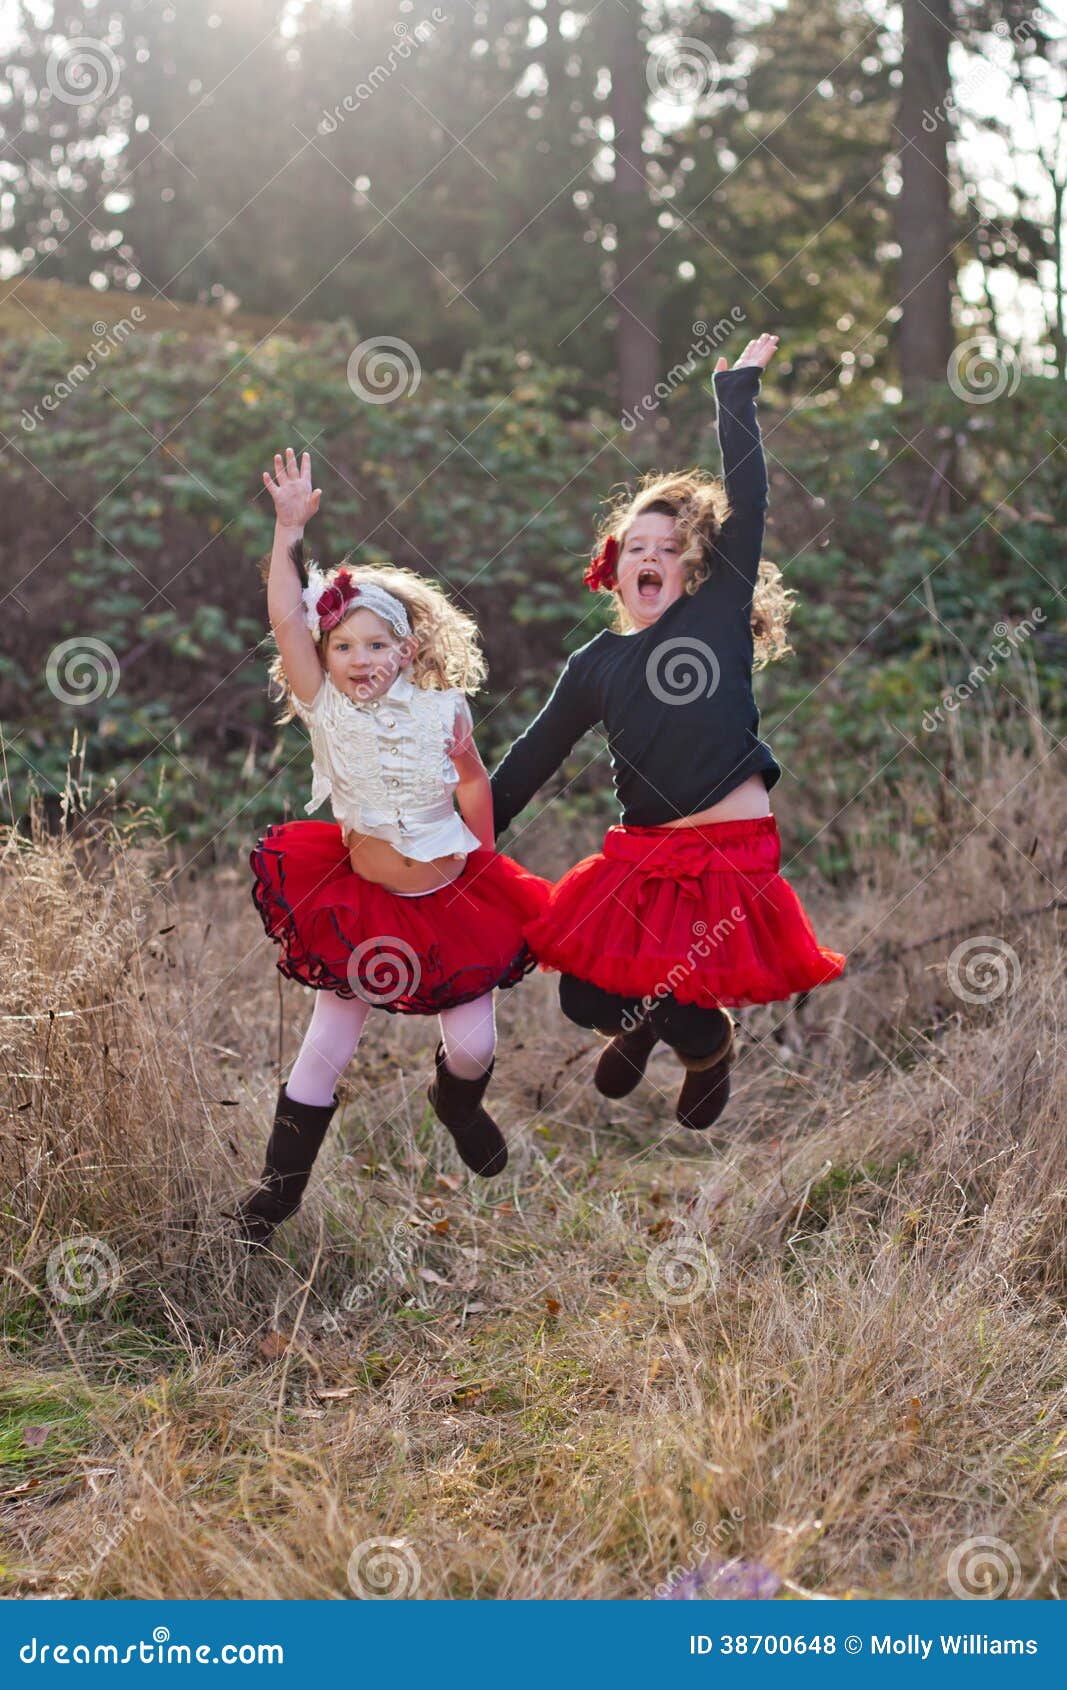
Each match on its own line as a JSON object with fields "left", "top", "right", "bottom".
{"left": 291, "top": 671, "right": 482, "bottom": 862}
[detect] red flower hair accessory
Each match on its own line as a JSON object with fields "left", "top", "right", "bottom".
{"left": 584, "top": 534, "right": 619, "bottom": 592}
{"left": 315, "top": 567, "right": 359, "bottom": 631}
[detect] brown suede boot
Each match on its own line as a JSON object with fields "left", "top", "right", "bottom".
{"left": 228, "top": 1085, "right": 338, "bottom": 1247}
{"left": 427, "top": 1044, "right": 508, "bottom": 1177}
{"left": 593, "top": 1020, "right": 659, "bottom": 1099}
{"left": 673, "top": 1013, "right": 736, "bottom": 1131}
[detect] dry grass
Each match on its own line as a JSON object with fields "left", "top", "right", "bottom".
{"left": 1, "top": 743, "right": 1065, "bottom": 1601}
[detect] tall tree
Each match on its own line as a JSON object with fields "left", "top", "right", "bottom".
{"left": 898, "top": 0, "right": 955, "bottom": 391}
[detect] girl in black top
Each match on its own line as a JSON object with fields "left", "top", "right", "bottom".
{"left": 489, "top": 334, "right": 845, "bottom": 1130}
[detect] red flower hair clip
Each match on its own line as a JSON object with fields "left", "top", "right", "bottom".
{"left": 315, "top": 568, "right": 359, "bottom": 631}
{"left": 584, "top": 534, "right": 619, "bottom": 593}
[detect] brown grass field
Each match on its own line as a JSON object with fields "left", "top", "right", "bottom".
{"left": 1, "top": 735, "right": 1065, "bottom": 1601}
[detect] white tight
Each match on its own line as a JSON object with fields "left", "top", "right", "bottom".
{"left": 284, "top": 988, "right": 497, "bottom": 1107}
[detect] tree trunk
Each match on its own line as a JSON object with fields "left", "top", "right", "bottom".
{"left": 609, "top": 0, "right": 660, "bottom": 431}
{"left": 897, "top": 0, "right": 955, "bottom": 393}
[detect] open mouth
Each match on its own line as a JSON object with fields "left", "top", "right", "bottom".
{"left": 637, "top": 567, "right": 663, "bottom": 600}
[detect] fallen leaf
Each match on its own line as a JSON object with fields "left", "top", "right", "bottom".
{"left": 431, "top": 1218, "right": 450, "bottom": 1235}
{"left": 435, "top": 1173, "right": 462, "bottom": 1192}
{"left": 290, "top": 1406, "right": 325, "bottom": 1420}
{"left": 23, "top": 1426, "right": 49, "bottom": 1447}
{"left": 544, "top": 1295, "right": 562, "bottom": 1316}
{"left": 647, "top": 1357, "right": 663, "bottom": 1383}
{"left": 417, "top": 1268, "right": 454, "bottom": 1288}
{"left": 463, "top": 1301, "right": 487, "bottom": 1313}
{"left": 257, "top": 1330, "right": 290, "bottom": 1361}
{"left": 315, "top": 1387, "right": 360, "bottom": 1401}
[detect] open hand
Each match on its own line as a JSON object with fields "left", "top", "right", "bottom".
{"left": 262, "top": 446, "right": 322, "bottom": 529}
{"left": 715, "top": 333, "right": 779, "bottom": 374}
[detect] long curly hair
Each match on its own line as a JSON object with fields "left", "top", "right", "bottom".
{"left": 261, "top": 541, "right": 487, "bottom": 722}
{"left": 594, "top": 469, "right": 794, "bottom": 668}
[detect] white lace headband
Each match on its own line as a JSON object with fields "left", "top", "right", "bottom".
{"left": 301, "top": 564, "right": 412, "bottom": 642}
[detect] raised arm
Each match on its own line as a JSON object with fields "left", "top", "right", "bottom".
{"left": 262, "top": 447, "right": 324, "bottom": 706}
{"left": 709, "top": 333, "right": 776, "bottom": 600}
{"left": 489, "top": 653, "right": 599, "bottom": 838}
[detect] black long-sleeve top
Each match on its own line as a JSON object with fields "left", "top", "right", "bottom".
{"left": 490, "top": 364, "right": 780, "bottom": 835}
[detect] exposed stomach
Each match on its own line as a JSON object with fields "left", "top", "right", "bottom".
{"left": 660, "top": 773, "right": 772, "bottom": 829}
{"left": 344, "top": 830, "right": 467, "bottom": 894}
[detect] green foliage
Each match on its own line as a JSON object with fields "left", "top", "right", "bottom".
{"left": 2, "top": 314, "right": 1064, "bottom": 864}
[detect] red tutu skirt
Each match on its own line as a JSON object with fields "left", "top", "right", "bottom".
{"left": 250, "top": 820, "right": 552, "bottom": 1015}
{"left": 523, "top": 816, "right": 846, "bottom": 1010}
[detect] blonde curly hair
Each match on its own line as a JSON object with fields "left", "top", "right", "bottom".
{"left": 261, "top": 546, "right": 487, "bottom": 722}
{"left": 595, "top": 469, "right": 794, "bottom": 668}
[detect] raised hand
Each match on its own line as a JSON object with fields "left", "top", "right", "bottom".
{"left": 714, "top": 333, "right": 779, "bottom": 374}
{"left": 262, "top": 446, "right": 322, "bottom": 530}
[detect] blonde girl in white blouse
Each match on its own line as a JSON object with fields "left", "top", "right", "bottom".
{"left": 231, "top": 449, "right": 549, "bottom": 1247}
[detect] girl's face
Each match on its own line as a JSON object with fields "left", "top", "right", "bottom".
{"left": 615, "top": 511, "right": 685, "bottom": 629}
{"left": 324, "top": 607, "right": 414, "bottom": 702}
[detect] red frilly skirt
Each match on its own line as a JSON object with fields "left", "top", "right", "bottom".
{"left": 250, "top": 820, "right": 551, "bottom": 1016}
{"left": 523, "top": 816, "right": 846, "bottom": 1010}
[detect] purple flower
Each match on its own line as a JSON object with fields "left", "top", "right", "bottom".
{"left": 656, "top": 1556, "right": 781, "bottom": 1601}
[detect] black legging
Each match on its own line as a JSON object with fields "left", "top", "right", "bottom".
{"left": 558, "top": 973, "right": 729, "bottom": 1062}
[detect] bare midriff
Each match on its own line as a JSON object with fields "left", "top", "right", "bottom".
{"left": 345, "top": 830, "right": 467, "bottom": 894}
{"left": 659, "top": 773, "right": 772, "bottom": 829}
